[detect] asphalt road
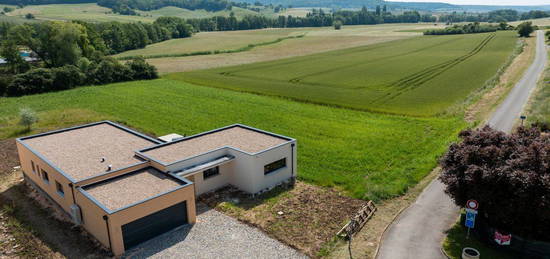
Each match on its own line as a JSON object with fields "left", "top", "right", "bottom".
{"left": 376, "top": 30, "right": 548, "bottom": 259}
{"left": 488, "top": 30, "right": 549, "bottom": 132}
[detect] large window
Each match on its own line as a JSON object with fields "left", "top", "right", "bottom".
{"left": 264, "top": 158, "right": 286, "bottom": 175}
{"left": 55, "top": 181, "right": 64, "bottom": 197}
{"left": 203, "top": 166, "right": 220, "bottom": 179}
{"left": 41, "top": 169, "right": 49, "bottom": 183}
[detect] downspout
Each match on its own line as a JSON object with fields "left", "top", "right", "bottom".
{"left": 68, "top": 183, "right": 76, "bottom": 204}
{"left": 291, "top": 143, "right": 295, "bottom": 178}
{"left": 103, "top": 215, "right": 112, "bottom": 250}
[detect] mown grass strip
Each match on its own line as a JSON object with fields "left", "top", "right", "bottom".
{"left": 117, "top": 34, "right": 305, "bottom": 60}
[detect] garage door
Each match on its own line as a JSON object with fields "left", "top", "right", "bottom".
{"left": 122, "top": 201, "right": 188, "bottom": 249}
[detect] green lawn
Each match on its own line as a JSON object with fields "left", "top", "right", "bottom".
{"left": 174, "top": 31, "right": 517, "bottom": 116}
{"left": 443, "top": 219, "right": 514, "bottom": 259}
{"left": 0, "top": 78, "right": 465, "bottom": 201}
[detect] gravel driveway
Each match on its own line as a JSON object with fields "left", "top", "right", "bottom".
{"left": 123, "top": 203, "right": 307, "bottom": 259}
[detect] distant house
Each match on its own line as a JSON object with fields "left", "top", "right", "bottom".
{"left": 0, "top": 50, "right": 39, "bottom": 65}
{"left": 16, "top": 121, "right": 297, "bottom": 256}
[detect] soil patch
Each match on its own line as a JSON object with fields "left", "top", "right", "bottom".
{"left": 0, "top": 139, "right": 18, "bottom": 178}
{"left": 199, "top": 181, "right": 367, "bottom": 258}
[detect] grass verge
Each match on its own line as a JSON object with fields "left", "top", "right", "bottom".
{"left": 442, "top": 218, "right": 514, "bottom": 259}
{"left": 526, "top": 48, "right": 550, "bottom": 123}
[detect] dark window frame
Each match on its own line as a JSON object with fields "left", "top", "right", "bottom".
{"left": 264, "top": 158, "right": 287, "bottom": 175}
{"left": 55, "top": 181, "right": 64, "bottom": 197}
{"left": 41, "top": 169, "right": 49, "bottom": 184}
{"left": 31, "top": 161, "right": 36, "bottom": 173}
{"left": 203, "top": 166, "right": 220, "bottom": 180}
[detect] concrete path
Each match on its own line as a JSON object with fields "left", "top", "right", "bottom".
{"left": 376, "top": 31, "right": 548, "bottom": 259}
{"left": 123, "top": 203, "right": 307, "bottom": 259}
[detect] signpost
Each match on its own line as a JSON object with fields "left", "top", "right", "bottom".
{"left": 465, "top": 200, "right": 478, "bottom": 239}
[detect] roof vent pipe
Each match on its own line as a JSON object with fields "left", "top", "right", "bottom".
{"left": 107, "top": 165, "right": 112, "bottom": 171}
{"left": 100, "top": 157, "right": 106, "bottom": 163}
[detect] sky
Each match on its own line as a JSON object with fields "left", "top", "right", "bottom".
{"left": 387, "top": 0, "right": 549, "bottom": 6}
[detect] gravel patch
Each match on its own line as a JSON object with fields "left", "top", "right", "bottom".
{"left": 123, "top": 203, "right": 308, "bottom": 259}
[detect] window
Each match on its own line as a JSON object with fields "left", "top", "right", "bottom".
{"left": 31, "top": 161, "right": 36, "bottom": 173}
{"left": 36, "top": 164, "right": 40, "bottom": 174}
{"left": 55, "top": 181, "right": 64, "bottom": 196}
{"left": 41, "top": 169, "right": 49, "bottom": 183}
{"left": 264, "top": 158, "right": 286, "bottom": 175}
{"left": 203, "top": 166, "right": 220, "bottom": 179}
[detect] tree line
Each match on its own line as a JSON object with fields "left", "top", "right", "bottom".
{"left": 0, "top": 21, "right": 158, "bottom": 97}
{"left": 424, "top": 22, "right": 510, "bottom": 35}
{"left": 439, "top": 9, "right": 550, "bottom": 24}
{"left": 97, "top": 0, "right": 232, "bottom": 14}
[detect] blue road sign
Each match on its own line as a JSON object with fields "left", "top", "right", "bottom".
{"left": 465, "top": 210, "right": 476, "bottom": 229}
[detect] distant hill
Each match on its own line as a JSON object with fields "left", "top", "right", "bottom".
{"left": 240, "top": 0, "right": 550, "bottom": 12}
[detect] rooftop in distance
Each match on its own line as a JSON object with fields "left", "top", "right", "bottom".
{"left": 141, "top": 125, "right": 292, "bottom": 165}
{"left": 19, "top": 122, "right": 160, "bottom": 182}
{"left": 81, "top": 167, "right": 184, "bottom": 211}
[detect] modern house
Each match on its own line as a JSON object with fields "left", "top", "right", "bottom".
{"left": 16, "top": 121, "right": 297, "bottom": 256}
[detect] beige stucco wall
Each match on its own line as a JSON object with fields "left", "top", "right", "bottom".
{"left": 76, "top": 182, "right": 196, "bottom": 256}
{"left": 184, "top": 162, "right": 233, "bottom": 195}
{"left": 16, "top": 141, "right": 75, "bottom": 214}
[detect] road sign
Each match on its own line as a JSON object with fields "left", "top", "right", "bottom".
{"left": 466, "top": 200, "right": 479, "bottom": 210}
{"left": 465, "top": 210, "right": 476, "bottom": 229}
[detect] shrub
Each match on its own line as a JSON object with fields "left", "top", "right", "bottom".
{"left": 517, "top": 21, "right": 535, "bottom": 37}
{"left": 439, "top": 126, "right": 550, "bottom": 241}
{"left": 19, "top": 107, "right": 38, "bottom": 131}
{"left": 93, "top": 57, "right": 133, "bottom": 84}
{"left": 52, "top": 65, "right": 85, "bottom": 90}
{"left": 126, "top": 57, "right": 158, "bottom": 80}
{"left": 24, "top": 13, "right": 34, "bottom": 19}
{"left": 7, "top": 68, "right": 54, "bottom": 96}
{"left": 334, "top": 20, "right": 342, "bottom": 30}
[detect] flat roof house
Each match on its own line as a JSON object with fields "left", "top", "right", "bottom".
{"left": 16, "top": 121, "right": 297, "bottom": 256}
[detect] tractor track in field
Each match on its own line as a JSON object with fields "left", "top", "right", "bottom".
{"left": 218, "top": 37, "right": 459, "bottom": 85}
{"left": 373, "top": 33, "right": 496, "bottom": 104}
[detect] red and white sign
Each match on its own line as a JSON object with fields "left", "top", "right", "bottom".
{"left": 494, "top": 231, "right": 512, "bottom": 245}
{"left": 466, "top": 200, "right": 479, "bottom": 210}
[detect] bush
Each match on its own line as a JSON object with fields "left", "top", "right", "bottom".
{"left": 517, "top": 21, "right": 535, "bottom": 37}
{"left": 126, "top": 57, "right": 158, "bottom": 80}
{"left": 93, "top": 57, "right": 133, "bottom": 84}
{"left": 19, "top": 107, "right": 38, "bottom": 131}
{"left": 7, "top": 68, "right": 54, "bottom": 96}
{"left": 52, "top": 65, "right": 85, "bottom": 90}
{"left": 439, "top": 126, "right": 550, "bottom": 241}
{"left": 333, "top": 20, "right": 342, "bottom": 30}
{"left": 24, "top": 13, "right": 34, "bottom": 19}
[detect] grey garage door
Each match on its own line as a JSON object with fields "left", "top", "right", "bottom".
{"left": 122, "top": 201, "right": 188, "bottom": 250}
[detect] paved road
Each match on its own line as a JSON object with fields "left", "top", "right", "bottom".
{"left": 488, "top": 30, "right": 549, "bottom": 132}
{"left": 376, "top": 31, "right": 547, "bottom": 259}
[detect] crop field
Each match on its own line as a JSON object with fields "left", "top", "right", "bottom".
{"left": 173, "top": 31, "right": 517, "bottom": 116}
{"left": 4, "top": 3, "right": 261, "bottom": 23}
{"left": 0, "top": 79, "right": 464, "bottom": 201}
{"left": 114, "top": 28, "right": 308, "bottom": 59}
{"left": 142, "top": 23, "right": 445, "bottom": 73}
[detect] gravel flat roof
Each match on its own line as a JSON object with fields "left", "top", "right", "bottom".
{"left": 83, "top": 167, "right": 182, "bottom": 211}
{"left": 142, "top": 126, "right": 290, "bottom": 164}
{"left": 21, "top": 122, "right": 159, "bottom": 182}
